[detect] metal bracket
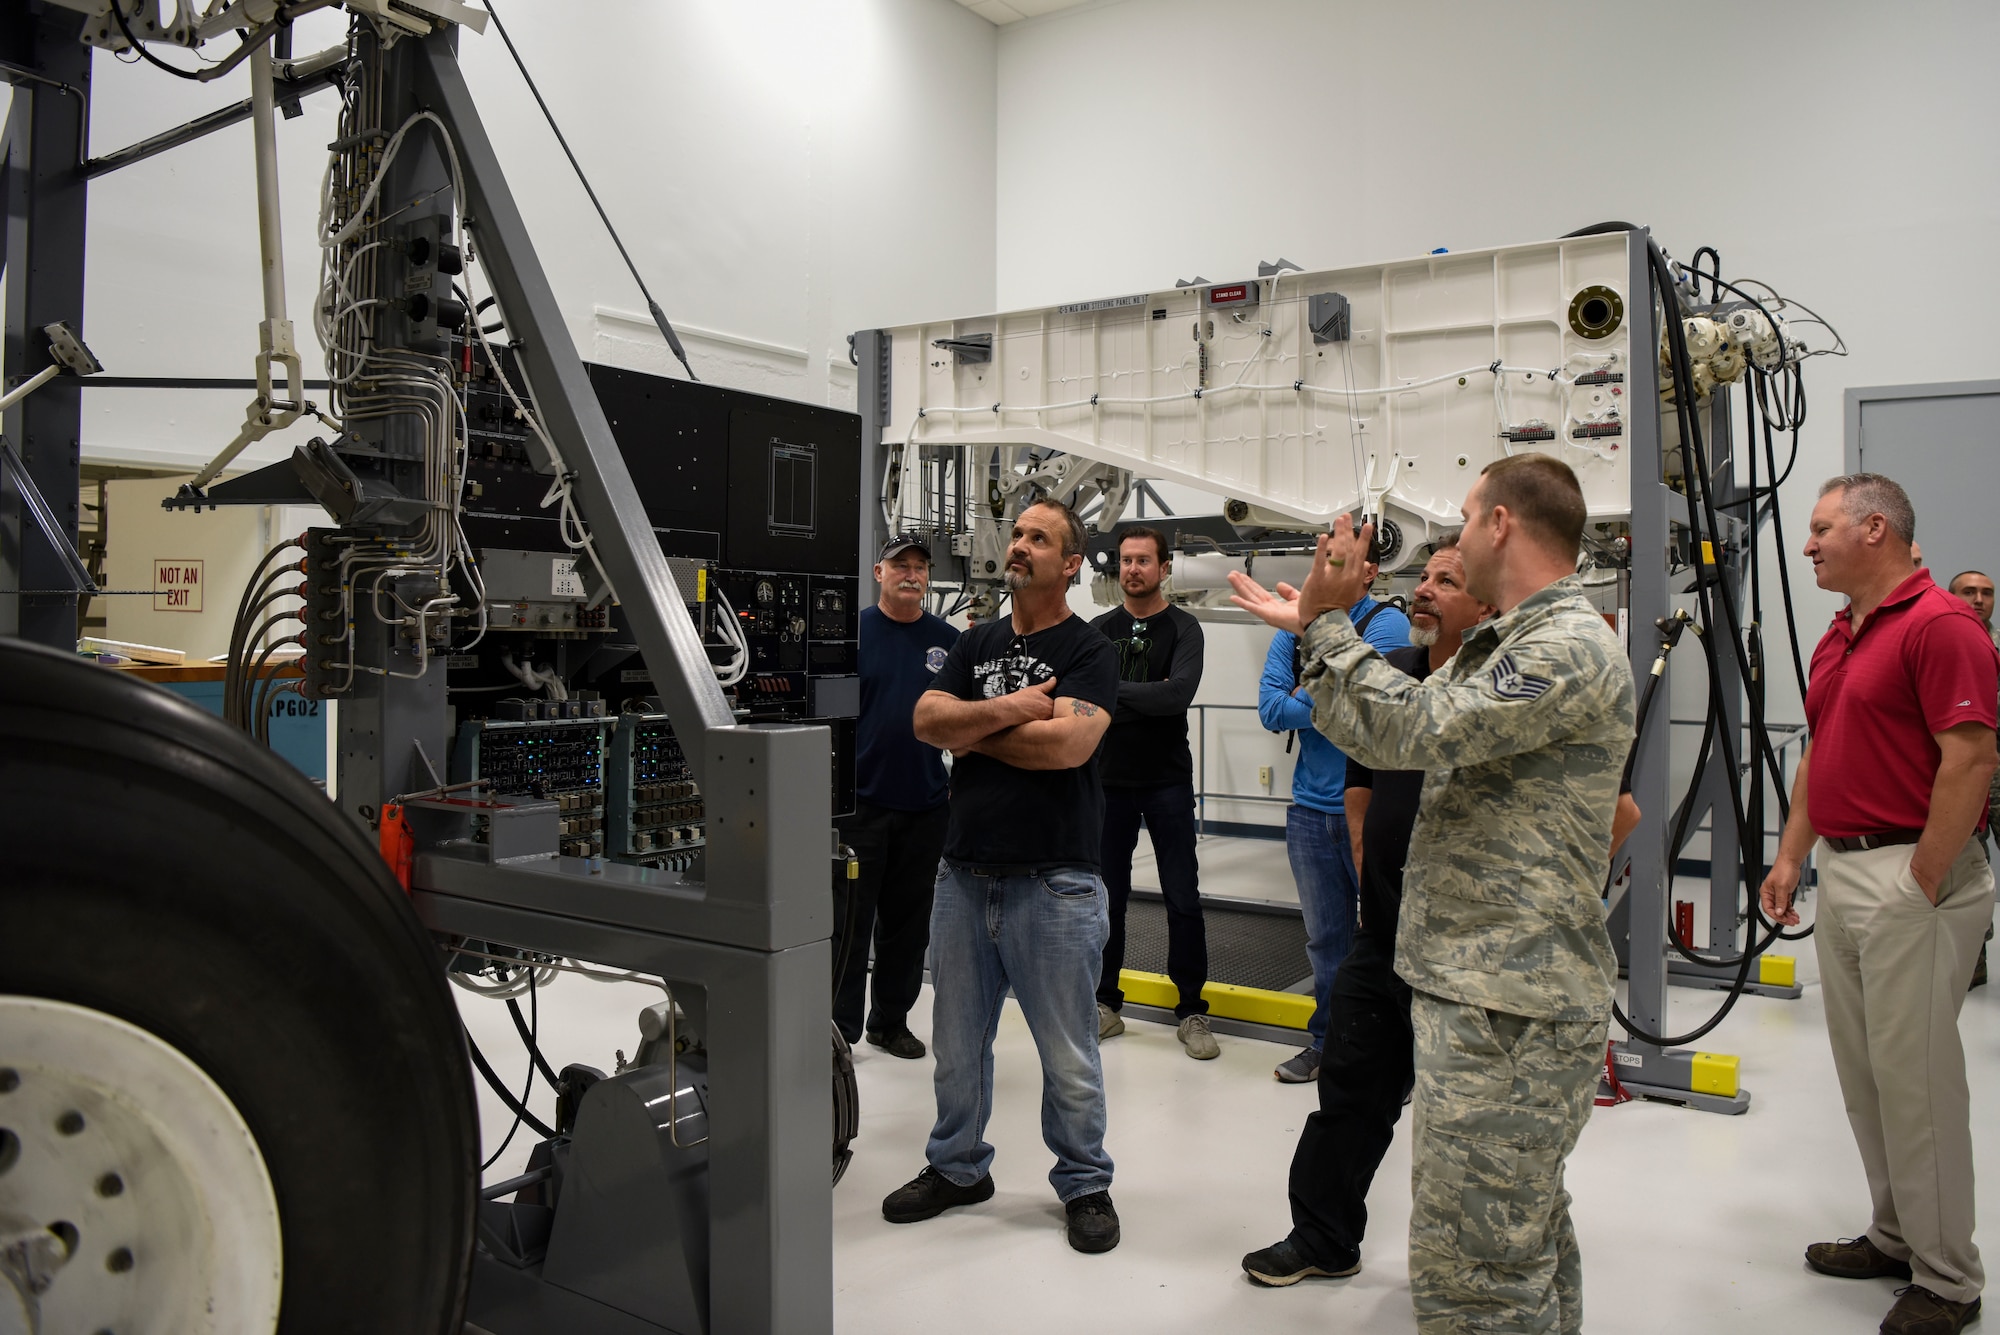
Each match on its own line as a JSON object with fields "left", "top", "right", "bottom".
{"left": 0, "top": 436, "right": 96, "bottom": 593}
{"left": 931, "top": 334, "right": 991, "bottom": 365}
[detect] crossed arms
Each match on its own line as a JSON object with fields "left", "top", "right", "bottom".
{"left": 913, "top": 678, "right": 1113, "bottom": 771}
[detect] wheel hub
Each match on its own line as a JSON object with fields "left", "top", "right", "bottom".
{"left": 0, "top": 996, "right": 281, "bottom": 1334}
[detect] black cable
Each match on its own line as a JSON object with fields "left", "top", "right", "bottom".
{"left": 831, "top": 859, "right": 865, "bottom": 1004}
{"left": 231, "top": 586, "right": 304, "bottom": 721}
{"left": 1559, "top": 225, "right": 1769, "bottom": 1047}
{"left": 466, "top": 1028, "right": 559, "bottom": 1143}
{"left": 1763, "top": 412, "right": 1809, "bottom": 702}
{"left": 239, "top": 615, "right": 304, "bottom": 732}
{"left": 506, "top": 995, "right": 563, "bottom": 1090}
{"left": 225, "top": 542, "right": 302, "bottom": 721}
{"left": 110, "top": 0, "right": 208, "bottom": 80}
{"left": 111, "top": 0, "right": 303, "bottom": 84}
{"left": 480, "top": 0, "right": 698, "bottom": 381}
{"left": 1689, "top": 246, "right": 1723, "bottom": 302}
{"left": 481, "top": 971, "right": 541, "bottom": 1171}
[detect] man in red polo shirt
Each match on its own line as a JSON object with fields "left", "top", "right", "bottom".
{"left": 1761, "top": 473, "right": 2000, "bottom": 1335}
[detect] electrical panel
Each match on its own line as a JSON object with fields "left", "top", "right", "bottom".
{"left": 604, "top": 714, "right": 705, "bottom": 872}
{"left": 436, "top": 355, "right": 866, "bottom": 817}
{"left": 451, "top": 716, "right": 608, "bottom": 859}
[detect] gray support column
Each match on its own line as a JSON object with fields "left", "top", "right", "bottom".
{"left": 1700, "top": 391, "right": 1745, "bottom": 953}
{"left": 412, "top": 889, "right": 834, "bottom": 1335}
{"left": 854, "top": 328, "right": 889, "bottom": 572}
{"left": 0, "top": 9, "right": 90, "bottom": 647}
{"left": 1621, "top": 226, "right": 1673, "bottom": 1054}
{"left": 703, "top": 939, "right": 834, "bottom": 1335}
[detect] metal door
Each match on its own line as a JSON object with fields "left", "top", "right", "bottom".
{"left": 1845, "top": 380, "right": 2000, "bottom": 589}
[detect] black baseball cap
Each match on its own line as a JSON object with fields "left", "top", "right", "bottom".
{"left": 878, "top": 534, "right": 932, "bottom": 562}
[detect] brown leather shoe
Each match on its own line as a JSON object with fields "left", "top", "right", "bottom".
{"left": 1881, "top": 1286, "right": 1982, "bottom": 1335}
{"left": 1806, "top": 1235, "right": 1914, "bottom": 1280}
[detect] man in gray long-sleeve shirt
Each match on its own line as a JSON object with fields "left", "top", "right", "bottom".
{"left": 1090, "top": 526, "right": 1216, "bottom": 1059}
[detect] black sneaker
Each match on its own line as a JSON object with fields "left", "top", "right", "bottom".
{"left": 1242, "top": 1239, "right": 1361, "bottom": 1287}
{"left": 882, "top": 1165, "right": 994, "bottom": 1223}
{"left": 1065, "top": 1191, "right": 1120, "bottom": 1253}
{"left": 865, "top": 1029, "right": 927, "bottom": 1060}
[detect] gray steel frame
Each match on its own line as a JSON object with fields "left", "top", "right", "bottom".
{"left": 403, "top": 31, "right": 831, "bottom": 1332}
{"left": 0, "top": 8, "right": 90, "bottom": 647}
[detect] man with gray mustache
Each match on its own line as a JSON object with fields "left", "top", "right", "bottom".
{"left": 1243, "top": 532, "right": 1496, "bottom": 1288}
{"left": 833, "top": 535, "right": 960, "bottom": 1058}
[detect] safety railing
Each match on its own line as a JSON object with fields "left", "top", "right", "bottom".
{"left": 1191, "top": 702, "right": 1290, "bottom": 839}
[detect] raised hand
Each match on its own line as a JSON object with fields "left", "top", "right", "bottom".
{"left": 1226, "top": 569, "right": 1303, "bottom": 633}
{"left": 1295, "top": 517, "right": 1373, "bottom": 626}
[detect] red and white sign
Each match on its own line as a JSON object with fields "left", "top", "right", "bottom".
{"left": 153, "top": 558, "right": 204, "bottom": 612}
{"left": 1206, "top": 283, "right": 1252, "bottom": 306}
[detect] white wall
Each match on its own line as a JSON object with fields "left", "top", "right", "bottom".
{"left": 68, "top": 0, "right": 997, "bottom": 471}
{"left": 996, "top": 0, "right": 2000, "bottom": 830}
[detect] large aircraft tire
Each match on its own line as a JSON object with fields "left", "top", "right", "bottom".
{"left": 0, "top": 639, "right": 476, "bottom": 1333}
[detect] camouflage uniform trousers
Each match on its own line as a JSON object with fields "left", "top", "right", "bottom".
{"left": 1408, "top": 990, "right": 1607, "bottom": 1335}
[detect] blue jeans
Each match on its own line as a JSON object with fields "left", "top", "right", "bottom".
{"left": 1287, "top": 803, "right": 1359, "bottom": 1049}
{"left": 926, "top": 861, "right": 1114, "bottom": 1203}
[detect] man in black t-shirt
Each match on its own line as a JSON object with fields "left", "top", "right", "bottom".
{"left": 832, "top": 535, "right": 959, "bottom": 1058}
{"left": 1244, "top": 534, "right": 1495, "bottom": 1287}
{"left": 880, "top": 499, "right": 1124, "bottom": 1256}
{"left": 1090, "top": 526, "right": 1215, "bottom": 1059}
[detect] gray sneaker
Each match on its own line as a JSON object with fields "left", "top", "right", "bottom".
{"left": 1177, "top": 1014, "right": 1220, "bottom": 1060}
{"left": 1098, "top": 1002, "right": 1125, "bottom": 1040}
{"left": 1274, "top": 1045, "right": 1321, "bottom": 1083}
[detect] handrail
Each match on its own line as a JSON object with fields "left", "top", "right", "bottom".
{"left": 1190, "top": 702, "right": 1288, "bottom": 838}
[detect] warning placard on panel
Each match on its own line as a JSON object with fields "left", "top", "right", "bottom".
{"left": 153, "top": 559, "right": 204, "bottom": 612}
{"left": 551, "top": 556, "right": 585, "bottom": 599}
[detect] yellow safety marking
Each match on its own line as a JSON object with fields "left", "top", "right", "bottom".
{"left": 697, "top": 568, "right": 708, "bottom": 602}
{"left": 1758, "top": 955, "right": 1796, "bottom": 988}
{"left": 1689, "top": 1051, "right": 1740, "bottom": 1099}
{"left": 1119, "top": 969, "right": 1314, "bottom": 1030}
{"left": 1700, "top": 541, "right": 1717, "bottom": 565}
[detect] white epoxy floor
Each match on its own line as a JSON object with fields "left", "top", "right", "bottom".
{"left": 458, "top": 850, "right": 2000, "bottom": 1334}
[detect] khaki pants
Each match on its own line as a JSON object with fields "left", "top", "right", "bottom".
{"left": 1408, "top": 992, "right": 1607, "bottom": 1334}
{"left": 1816, "top": 836, "right": 1995, "bottom": 1303}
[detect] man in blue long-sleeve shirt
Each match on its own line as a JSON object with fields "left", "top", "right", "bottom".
{"left": 1258, "top": 555, "right": 1409, "bottom": 1082}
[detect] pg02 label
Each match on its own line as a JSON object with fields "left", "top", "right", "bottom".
{"left": 551, "top": 556, "right": 585, "bottom": 598}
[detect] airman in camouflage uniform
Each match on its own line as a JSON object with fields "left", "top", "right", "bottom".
{"left": 1298, "top": 577, "right": 1632, "bottom": 1334}
{"left": 1229, "top": 454, "right": 1635, "bottom": 1335}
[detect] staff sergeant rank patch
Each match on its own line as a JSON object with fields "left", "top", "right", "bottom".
{"left": 1489, "top": 652, "right": 1554, "bottom": 701}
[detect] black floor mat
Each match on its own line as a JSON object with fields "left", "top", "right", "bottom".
{"left": 1120, "top": 897, "right": 1309, "bottom": 992}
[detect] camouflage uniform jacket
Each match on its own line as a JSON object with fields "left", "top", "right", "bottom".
{"left": 1299, "top": 575, "right": 1636, "bottom": 1021}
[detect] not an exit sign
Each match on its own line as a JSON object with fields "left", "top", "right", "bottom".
{"left": 154, "top": 558, "right": 204, "bottom": 612}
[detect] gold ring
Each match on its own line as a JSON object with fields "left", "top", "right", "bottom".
{"left": 1328, "top": 559, "right": 1346, "bottom": 568}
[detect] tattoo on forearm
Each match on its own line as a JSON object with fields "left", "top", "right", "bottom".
{"left": 1070, "top": 700, "right": 1099, "bottom": 717}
